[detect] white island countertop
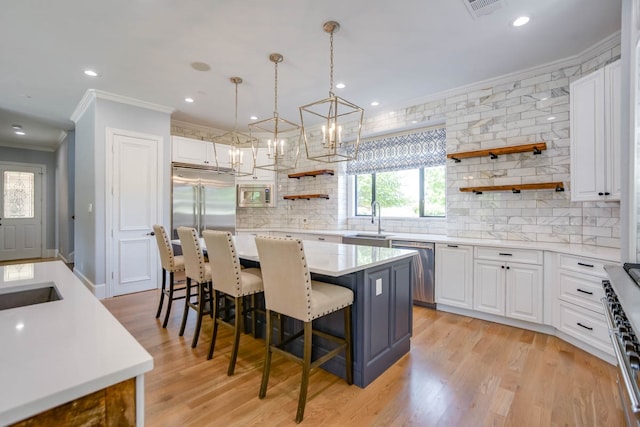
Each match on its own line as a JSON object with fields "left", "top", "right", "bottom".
{"left": 180, "top": 235, "right": 417, "bottom": 278}
{"left": 0, "top": 261, "right": 153, "bottom": 426}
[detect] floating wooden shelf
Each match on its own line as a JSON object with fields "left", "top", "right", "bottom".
{"left": 447, "top": 142, "right": 547, "bottom": 163}
{"left": 287, "top": 169, "right": 335, "bottom": 179}
{"left": 283, "top": 194, "right": 330, "bottom": 200}
{"left": 459, "top": 182, "right": 564, "bottom": 194}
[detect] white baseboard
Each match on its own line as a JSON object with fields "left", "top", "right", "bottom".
{"left": 68, "top": 251, "right": 74, "bottom": 263}
{"left": 73, "top": 268, "right": 106, "bottom": 299}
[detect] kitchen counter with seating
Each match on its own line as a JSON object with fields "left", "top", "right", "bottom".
{"left": 175, "top": 234, "right": 417, "bottom": 388}
{"left": 0, "top": 261, "right": 153, "bottom": 426}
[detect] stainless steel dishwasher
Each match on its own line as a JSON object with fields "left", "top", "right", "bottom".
{"left": 391, "top": 240, "right": 435, "bottom": 308}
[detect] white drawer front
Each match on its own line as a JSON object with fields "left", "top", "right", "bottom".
{"left": 558, "top": 270, "right": 605, "bottom": 313}
{"left": 558, "top": 302, "right": 613, "bottom": 355}
{"left": 558, "top": 254, "right": 608, "bottom": 278}
{"left": 475, "top": 246, "right": 543, "bottom": 265}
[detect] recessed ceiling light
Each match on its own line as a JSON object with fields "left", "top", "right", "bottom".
{"left": 15, "top": 131, "right": 25, "bottom": 136}
{"left": 185, "top": 97, "right": 194, "bottom": 103}
{"left": 84, "top": 69, "right": 99, "bottom": 77}
{"left": 547, "top": 116, "right": 556, "bottom": 121}
{"left": 371, "top": 101, "right": 379, "bottom": 106}
{"left": 336, "top": 83, "right": 346, "bottom": 89}
{"left": 512, "top": 16, "right": 530, "bottom": 27}
{"left": 11, "top": 124, "right": 22, "bottom": 130}
{"left": 250, "top": 116, "right": 258, "bottom": 120}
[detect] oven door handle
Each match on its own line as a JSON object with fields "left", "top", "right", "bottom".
{"left": 601, "top": 297, "right": 640, "bottom": 415}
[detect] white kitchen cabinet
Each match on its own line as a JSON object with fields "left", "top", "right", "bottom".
{"left": 435, "top": 244, "right": 473, "bottom": 309}
{"left": 473, "top": 247, "right": 543, "bottom": 324}
{"left": 570, "top": 60, "right": 621, "bottom": 201}
{"left": 553, "top": 253, "right": 613, "bottom": 356}
{"left": 172, "top": 136, "right": 216, "bottom": 166}
{"left": 236, "top": 147, "right": 275, "bottom": 182}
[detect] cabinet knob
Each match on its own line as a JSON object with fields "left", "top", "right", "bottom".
{"left": 506, "top": 266, "right": 510, "bottom": 270}
{"left": 598, "top": 192, "right": 604, "bottom": 196}
{"left": 605, "top": 192, "right": 610, "bottom": 196}
{"left": 501, "top": 265, "right": 505, "bottom": 269}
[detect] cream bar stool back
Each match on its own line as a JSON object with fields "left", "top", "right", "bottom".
{"left": 152, "top": 224, "right": 186, "bottom": 328}
{"left": 202, "top": 230, "right": 263, "bottom": 375}
{"left": 254, "top": 235, "right": 354, "bottom": 423}
{"left": 176, "top": 226, "right": 212, "bottom": 348}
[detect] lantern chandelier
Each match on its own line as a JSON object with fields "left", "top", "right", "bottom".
{"left": 213, "top": 77, "right": 256, "bottom": 176}
{"left": 299, "top": 21, "right": 364, "bottom": 163}
{"left": 249, "top": 53, "right": 300, "bottom": 172}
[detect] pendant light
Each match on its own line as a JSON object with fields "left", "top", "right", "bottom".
{"left": 250, "top": 53, "right": 300, "bottom": 172}
{"left": 299, "top": 21, "right": 364, "bottom": 163}
{"left": 213, "top": 77, "right": 256, "bottom": 176}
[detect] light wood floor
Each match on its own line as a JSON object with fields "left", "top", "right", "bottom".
{"left": 102, "top": 290, "right": 624, "bottom": 426}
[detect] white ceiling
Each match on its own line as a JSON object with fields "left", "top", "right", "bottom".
{"left": 0, "top": 0, "right": 621, "bottom": 151}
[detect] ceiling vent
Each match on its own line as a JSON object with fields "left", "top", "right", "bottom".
{"left": 464, "top": 0, "right": 504, "bottom": 19}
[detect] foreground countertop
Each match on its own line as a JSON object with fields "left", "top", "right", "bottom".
{"left": 238, "top": 228, "right": 621, "bottom": 263}
{"left": 0, "top": 261, "right": 153, "bottom": 425}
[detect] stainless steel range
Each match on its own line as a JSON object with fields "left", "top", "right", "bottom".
{"left": 602, "top": 264, "right": 640, "bottom": 426}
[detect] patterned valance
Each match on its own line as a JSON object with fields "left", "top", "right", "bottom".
{"left": 346, "top": 128, "right": 446, "bottom": 175}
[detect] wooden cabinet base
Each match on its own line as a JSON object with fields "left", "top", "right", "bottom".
{"left": 11, "top": 378, "right": 136, "bottom": 427}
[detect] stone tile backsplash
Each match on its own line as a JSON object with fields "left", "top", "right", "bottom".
{"left": 174, "top": 35, "right": 622, "bottom": 249}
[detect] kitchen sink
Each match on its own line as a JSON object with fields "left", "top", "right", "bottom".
{"left": 0, "top": 282, "right": 62, "bottom": 311}
{"left": 342, "top": 234, "right": 391, "bottom": 248}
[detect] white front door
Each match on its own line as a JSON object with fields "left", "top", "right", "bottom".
{"left": 0, "top": 163, "right": 43, "bottom": 261}
{"left": 108, "top": 129, "right": 161, "bottom": 296}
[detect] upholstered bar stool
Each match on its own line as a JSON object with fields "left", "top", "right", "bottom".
{"left": 202, "top": 230, "right": 263, "bottom": 375}
{"left": 254, "top": 236, "right": 354, "bottom": 423}
{"left": 152, "top": 224, "right": 187, "bottom": 328}
{"left": 176, "top": 226, "right": 213, "bottom": 348}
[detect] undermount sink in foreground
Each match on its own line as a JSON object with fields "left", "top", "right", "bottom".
{"left": 0, "top": 282, "right": 62, "bottom": 311}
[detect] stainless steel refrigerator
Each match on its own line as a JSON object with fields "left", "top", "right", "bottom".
{"left": 171, "top": 165, "right": 236, "bottom": 239}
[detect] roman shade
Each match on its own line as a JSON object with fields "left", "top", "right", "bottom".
{"left": 346, "top": 127, "right": 446, "bottom": 175}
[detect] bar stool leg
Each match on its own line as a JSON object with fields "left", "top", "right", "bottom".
{"left": 192, "top": 281, "right": 207, "bottom": 348}
{"left": 156, "top": 268, "right": 167, "bottom": 319}
{"left": 228, "top": 296, "right": 243, "bottom": 376}
{"left": 296, "top": 321, "right": 313, "bottom": 423}
{"left": 259, "top": 310, "right": 273, "bottom": 399}
{"left": 344, "top": 305, "right": 353, "bottom": 385}
{"left": 207, "top": 291, "right": 220, "bottom": 360}
{"left": 161, "top": 271, "right": 175, "bottom": 328}
{"left": 179, "top": 278, "right": 192, "bottom": 337}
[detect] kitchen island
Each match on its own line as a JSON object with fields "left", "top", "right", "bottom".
{"left": 0, "top": 261, "right": 153, "bottom": 426}
{"left": 233, "top": 235, "right": 417, "bottom": 387}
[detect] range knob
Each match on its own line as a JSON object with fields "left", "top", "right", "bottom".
{"left": 628, "top": 351, "right": 640, "bottom": 370}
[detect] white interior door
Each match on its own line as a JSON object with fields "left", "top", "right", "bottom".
{"left": 109, "top": 129, "right": 161, "bottom": 296}
{"left": 0, "top": 163, "right": 43, "bottom": 261}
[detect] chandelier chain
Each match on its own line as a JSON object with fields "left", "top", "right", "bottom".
{"left": 329, "top": 30, "right": 334, "bottom": 96}
{"left": 274, "top": 60, "right": 279, "bottom": 115}
{"left": 233, "top": 81, "right": 239, "bottom": 131}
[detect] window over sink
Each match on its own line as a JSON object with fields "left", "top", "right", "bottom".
{"left": 347, "top": 126, "right": 446, "bottom": 218}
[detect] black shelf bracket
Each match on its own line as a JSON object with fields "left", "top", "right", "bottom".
{"left": 451, "top": 156, "right": 461, "bottom": 163}
{"left": 489, "top": 152, "right": 498, "bottom": 159}
{"left": 533, "top": 147, "right": 542, "bottom": 155}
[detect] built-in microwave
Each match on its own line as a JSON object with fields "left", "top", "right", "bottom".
{"left": 237, "top": 184, "right": 273, "bottom": 208}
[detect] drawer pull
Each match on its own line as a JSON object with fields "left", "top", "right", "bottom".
{"left": 577, "top": 288, "right": 594, "bottom": 295}
{"left": 577, "top": 322, "right": 593, "bottom": 331}
{"left": 447, "top": 245, "right": 458, "bottom": 248}
{"left": 285, "top": 235, "right": 292, "bottom": 238}
{"left": 318, "top": 237, "right": 325, "bottom": 241}
{"left": 499, "top": 253, "right": 513, "bottom": 256}
{"left": 577, "top": 262, "right": 594, "bottom": 268}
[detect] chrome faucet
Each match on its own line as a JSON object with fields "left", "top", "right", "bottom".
{"left": 371, "top": 200, "right": 383, "bottom": 235}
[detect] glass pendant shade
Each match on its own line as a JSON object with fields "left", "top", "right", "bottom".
{"left": 213, "top": 77, "right": 257, "bottom": 176}
{"left": 250, "top": 53, "right": 301, "bottom": 172}
{"left": 299, "top": 21, "right": 364, "bottom": 163}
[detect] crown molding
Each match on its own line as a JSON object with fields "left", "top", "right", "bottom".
{"left": 71, "top": 89, "right": 175, "bottom": 123}
{"left": 391, "top": 31, "right": 622, "bottom": 114}
{"left": 0, "top": 140, "right": 57, "bottom": 152}
{"left": 171, "top": 119, "right": 225, "bottom": 135}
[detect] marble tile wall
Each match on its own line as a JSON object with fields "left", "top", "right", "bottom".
{"left": 173, "top": 35, "right": 622, "bottom": 249}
